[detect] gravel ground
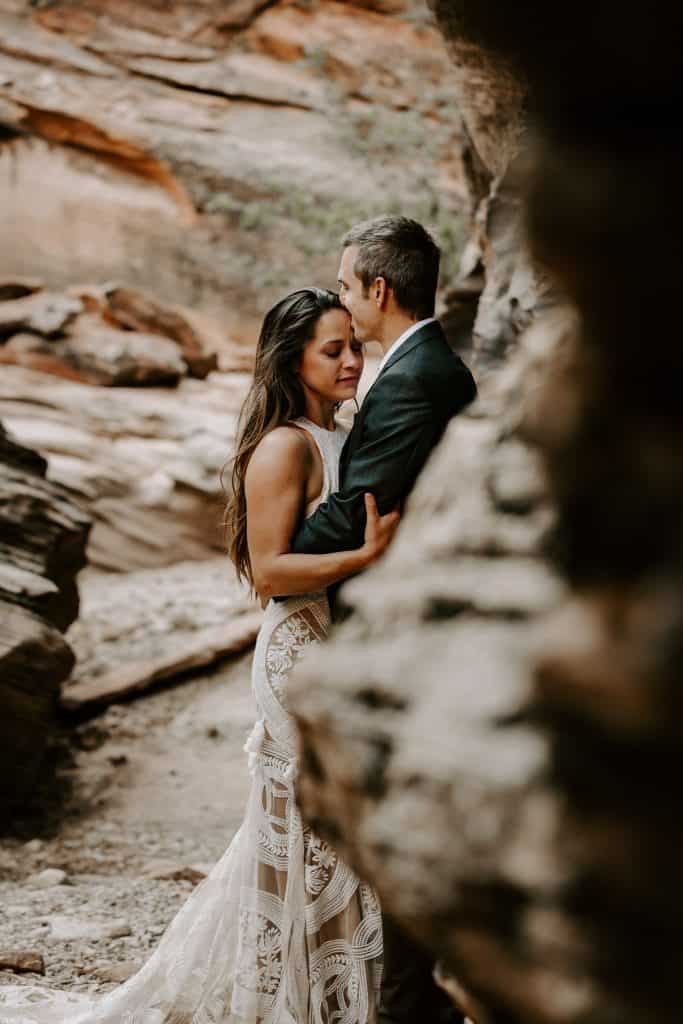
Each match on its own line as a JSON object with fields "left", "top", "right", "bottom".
{"left": 0, "top": 651, "right": 254, "bottom": 996}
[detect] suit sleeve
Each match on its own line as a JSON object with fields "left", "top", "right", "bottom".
{"left": 291, "top": 373, "right": 434, "bottom": 555}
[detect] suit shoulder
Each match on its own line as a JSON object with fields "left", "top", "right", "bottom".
{"left": 394, "top": 337, "right": 474, "bottom": 381}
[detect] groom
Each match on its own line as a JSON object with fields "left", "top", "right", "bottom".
{"left": 291, "top": 216, "right": 477, "bottom": 1022}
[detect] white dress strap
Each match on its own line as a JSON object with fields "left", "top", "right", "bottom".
{"left": 292, "top": 416, "right": 347, "bottom": 517}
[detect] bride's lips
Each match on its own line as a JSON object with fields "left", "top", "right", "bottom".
{"left": 337, "top": 376, "right": 360, "bottom": 385}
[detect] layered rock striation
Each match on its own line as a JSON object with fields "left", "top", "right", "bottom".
{"left": 0, "top": 422, "right": 91, "bottom": 814}
{"left": 0, "top": 0, "right": 469, "bottom": 343}
{"left": 0, "top": 364, "right": 248, "bottom": 572}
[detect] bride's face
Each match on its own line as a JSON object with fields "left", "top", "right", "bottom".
{"left": 298, "top": 308, "right": 363, "bottom": 405}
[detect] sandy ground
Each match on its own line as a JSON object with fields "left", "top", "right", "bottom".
{"left": 0, "top": 651, "right": 255, "bottom": 996}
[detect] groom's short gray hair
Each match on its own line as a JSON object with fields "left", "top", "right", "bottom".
{"left": 342, "top": 216, "right": 440, "bottom": 320}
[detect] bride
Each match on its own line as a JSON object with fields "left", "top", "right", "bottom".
{"left": 0, "top": 287, "right": 398, "bottom": 1024}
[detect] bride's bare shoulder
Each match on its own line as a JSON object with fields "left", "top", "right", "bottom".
{"left": 246, "top": 425, "right": 312, "bottom": 480}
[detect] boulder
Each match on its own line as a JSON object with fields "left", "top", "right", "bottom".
{"left": 103, "top": 287, "right": 219, "bottom": 379}
{"left": 0, "top": 952, "right": 45, "bottom": 975}
{"left": 0, "top": 424, "right": 92, "bottom": 629}
{"left": 0, "top": 291, "right": 82, "bottom": 340}
{"left": 0, "top": 421, "right": 90, "bottom": 813}
{"left": 0, "top": 325, "right": 186, "bottom": 387}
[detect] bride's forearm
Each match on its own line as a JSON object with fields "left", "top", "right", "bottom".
{"left": 254, "top": 547, "right": 369, "bottom": 600}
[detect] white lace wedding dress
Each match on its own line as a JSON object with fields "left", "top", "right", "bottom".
{"left": 0, "top": 417, "right": 383, "bottom": 1024}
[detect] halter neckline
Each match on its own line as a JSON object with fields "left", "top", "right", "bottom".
{"left": 296, "top": 415, "right": 338, "bottom": 434}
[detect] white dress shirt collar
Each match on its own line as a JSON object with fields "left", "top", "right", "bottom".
{"left": 377, "top": 317, "right": 436, "bottom": 374}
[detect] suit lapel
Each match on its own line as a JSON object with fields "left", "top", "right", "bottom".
{"left": 340, "top": 322, "right": 447, "bottom": 482}
{"left": 380, "top": 320, "right": 444, "bottom": 375}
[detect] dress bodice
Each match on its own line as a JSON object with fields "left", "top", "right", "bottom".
{"left": 292, "top": 416, "right": 348, "bottom": 518}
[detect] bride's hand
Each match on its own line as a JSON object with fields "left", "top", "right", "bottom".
{"left": 361, "top": 492, "right": 400, "bottom": 563}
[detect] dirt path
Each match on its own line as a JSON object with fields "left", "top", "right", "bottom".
{"left": 0, "top": 652, "right": 254, "bottom": 996}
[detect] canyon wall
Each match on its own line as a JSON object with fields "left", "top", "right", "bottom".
{"left": 0, "top": 0, "right": 468, "bottom": 345}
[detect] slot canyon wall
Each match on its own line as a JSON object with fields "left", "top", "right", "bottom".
{"left": 0, "top": 0, "right": 471, "bottom": 346}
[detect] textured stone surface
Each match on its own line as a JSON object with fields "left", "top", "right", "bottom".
{"left": 0, "top": 291, "right": 82, "bottom": 339}
{"left": 0, "top": 283, "right": 226, "bottom": 384}
{"left": 103, "top": 287, "right": 219, "bottom": 379}
{"left": 0, "top": 366, "right": 248, "bottom": 571}
{"left": 0, "top": 326, "right": 187, "bottom": 386}
{"left": 0, "top": 952, "right": 45, "bottom": 975}
{"left": 62, "top": 560, "right": 261, "bottom": 711}
{"left": 0, "top": 428, "right": 92, "bottom": 630}
{"left": 427, "top": 0, "right": 539, "bottom": 370}
{"left": 0, "top": 0, "right": 468, "bottom": 344}
{"left": 0, "top": 419, "right": 90, "bottom": 813}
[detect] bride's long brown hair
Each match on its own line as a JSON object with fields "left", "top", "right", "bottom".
{"left": 225, "top": 287, "right": 343, "bottom": 586}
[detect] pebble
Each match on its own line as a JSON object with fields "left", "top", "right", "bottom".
{"left": 28, "top": 869, "right": 68, "bottom": 889}
{"left": 0, "top": 951, "right": 45, "bottom": 974}
{"left": 23, "top": 839, "right": 44, "bottom": 854}
{"left": 142, "top": 859, "right": 206, "bottom": 885}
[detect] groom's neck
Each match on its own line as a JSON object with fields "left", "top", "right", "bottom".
{"left": 377, "top": 312, "right": 418, "bottom": 356}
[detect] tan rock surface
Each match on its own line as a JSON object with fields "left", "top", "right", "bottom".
{"left": 0, "top": 291, "right": 82, "bottom": 339}
{"left": 0, "top": 0, "right": 467, "bottom": 341}
{"left": 62, "top": 559, "right": 261, "bottom": 712}
{"left": 428, "top": 0, "right": 539, "bottom": 370}
{"left": 102, "top": 287, "right": 219, "bottom": 379}
{"left": 0, "top": 365, "right": 249, "bottom": 571}
{"left": 0, "top": 325, "right": 187, "bottom": 386}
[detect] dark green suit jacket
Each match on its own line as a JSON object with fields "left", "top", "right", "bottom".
{"left": 291, "top": 320, "right": 476, "bottom": 561}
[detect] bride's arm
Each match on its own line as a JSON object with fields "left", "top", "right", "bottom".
{"left": 245, "top": 428, "right": 398, "bottom": 601}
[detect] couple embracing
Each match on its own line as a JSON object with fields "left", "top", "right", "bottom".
{"left": 0, "top": 217, "right": 475, "bottom": 1024}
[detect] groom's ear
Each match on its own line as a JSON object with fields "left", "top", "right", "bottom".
{"left": 373, "top": 277, "right": 389, "bottom": 309}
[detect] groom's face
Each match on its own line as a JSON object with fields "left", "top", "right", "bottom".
{"left": 337, "top": 245, "right": 379, "bottom": 343}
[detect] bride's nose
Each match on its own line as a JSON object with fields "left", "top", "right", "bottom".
{"left": 342, "top": 346, "right": 362, "bottom": 369}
